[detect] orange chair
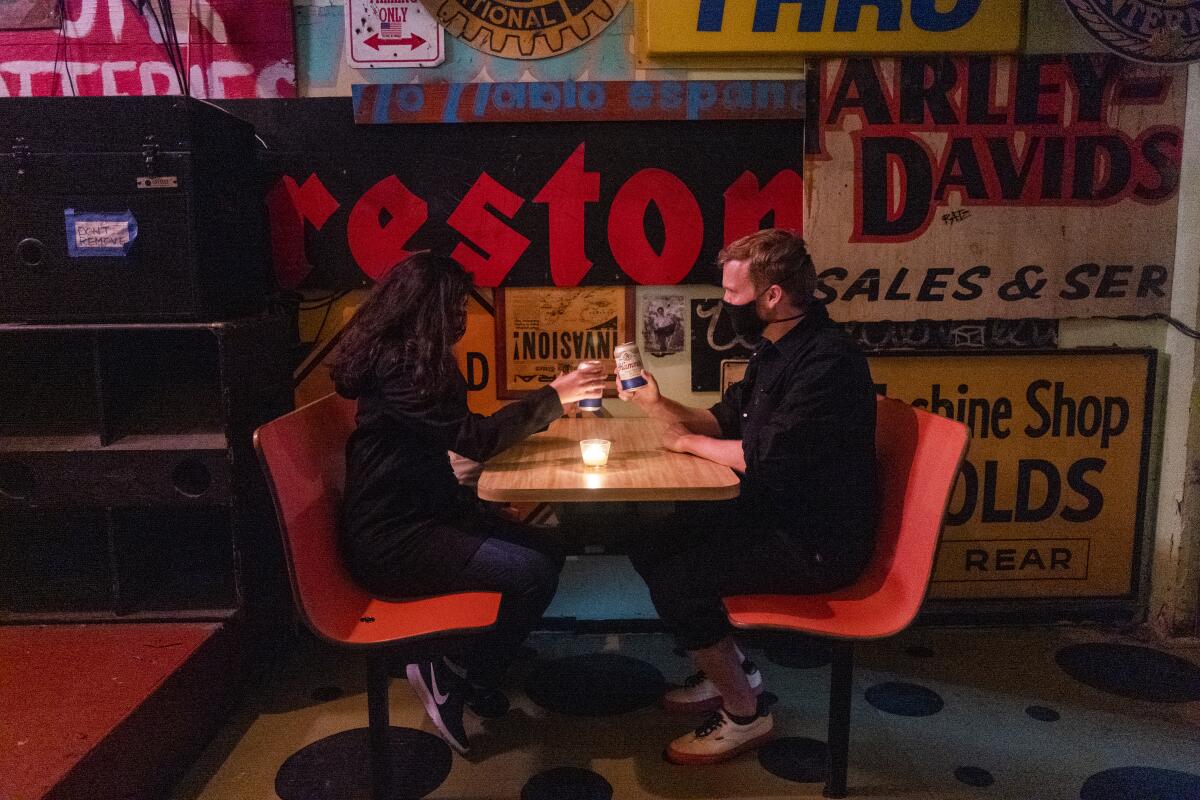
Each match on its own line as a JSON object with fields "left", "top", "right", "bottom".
{"left": 254, "top": 393, "right": 501, "bottom": 800}
{"left": 724, "top": 396, "right": 969, "bottom": 798}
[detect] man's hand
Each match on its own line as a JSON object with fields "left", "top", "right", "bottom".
{"left": 662, "top": 422, "right": 691, "bottom": 453}
{"left": 618, "top": 369, "right": 661, "bottom": 407}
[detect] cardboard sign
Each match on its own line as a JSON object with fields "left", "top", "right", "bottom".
{"left": 805, "top": 55, "right": 1187, "bottom": 321}
{"left": 641, "top": 0, "right": 1023, "bottom": 58}
{"left": 495, "top": 287, "right": 635, "bottom": 398}
{"left": 346, "top": 0, "right": 444, "bottom": 68}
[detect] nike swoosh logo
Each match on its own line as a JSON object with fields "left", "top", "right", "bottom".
{"left": 430, "top": 669, "right": 450, "bottom": 705}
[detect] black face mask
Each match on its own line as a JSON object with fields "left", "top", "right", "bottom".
{"left": 724, "top": 297, "right": 766, "bottom": 340}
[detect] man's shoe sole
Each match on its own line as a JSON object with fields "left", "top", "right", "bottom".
{"left": 405, "top": 664, "right": 469, "bottom": 755}
{"left": 659, "top": 683, "right": 764, "bottom": 715}
{"left": 663, "top": 730, "right": 776, "bottom": 765}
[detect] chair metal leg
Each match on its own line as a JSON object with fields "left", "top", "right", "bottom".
{"left": 367, "top": 651, "right": 393, "bottom": 800}
{"left": 824, "top": 641, "right": 854, "bottom": 799}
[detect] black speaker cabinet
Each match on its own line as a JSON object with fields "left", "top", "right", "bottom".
{"left": 0, "top": 96, "right": 271, "bottom": 323}
{"left": 0, "top": 312, "right": 294, "bottom": 622}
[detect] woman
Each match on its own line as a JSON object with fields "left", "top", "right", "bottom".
{"left": 330, "top": 252, "right": 604, "bottom": 754}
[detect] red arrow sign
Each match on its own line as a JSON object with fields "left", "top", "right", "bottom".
{"left": 363, "top": 32, "right": 427, "bottom": 50}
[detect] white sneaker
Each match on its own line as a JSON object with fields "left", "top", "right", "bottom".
{"left": 660, "top": 658, "right": 763, "bottom": 714}
{"left": 665, "top": 705, "right": 776, "bottom": 765}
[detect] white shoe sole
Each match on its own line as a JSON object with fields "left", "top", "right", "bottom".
{"left": 405, "top": 663, "right": 469, "bottom": 755}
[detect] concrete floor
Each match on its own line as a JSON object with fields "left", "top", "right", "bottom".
{"left": 170, "top": 623, "right": 1200, "bottom": 800}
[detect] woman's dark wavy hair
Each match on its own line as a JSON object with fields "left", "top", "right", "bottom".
{"left": 329, "top": 252, "right": 472, "bottom": 399}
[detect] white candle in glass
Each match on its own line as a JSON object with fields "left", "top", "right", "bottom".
{"left": 580, "top": 439, "right": 611, "bottom": 468}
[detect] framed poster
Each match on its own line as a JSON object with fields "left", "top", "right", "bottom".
{"left": 495, "top": 287, "right": 636, "bottom": 398}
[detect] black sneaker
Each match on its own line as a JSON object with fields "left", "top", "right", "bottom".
{"left": 406, "top": 660, "right": 470, "bottom": 754}
{"left": 466, "top": 686, "right": 511, "bottom": 719}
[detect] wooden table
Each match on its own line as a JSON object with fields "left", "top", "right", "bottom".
{"left": 477, "top": 417, "right": 740, "bottom": 503}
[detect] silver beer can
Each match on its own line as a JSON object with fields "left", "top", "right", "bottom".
{"left": 615, "top": 342, "right": 648, "bottom": 391}
{"left": 577, "top": 360, "right": 603, "bottom": 410}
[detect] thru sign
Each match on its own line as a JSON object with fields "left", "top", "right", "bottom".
{"left": 346, "top": 0, "right": 444, "bottom": 68}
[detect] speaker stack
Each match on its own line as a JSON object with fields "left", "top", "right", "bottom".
{"left": 0, "top": 97, "right": 294, "bottom": 624}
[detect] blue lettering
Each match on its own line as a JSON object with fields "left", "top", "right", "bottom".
{"left": 660, "top": 81, "right": 683, "bottom": 110}
{"left": 578, "top": 82, "right": 605, "bottom": 110}
{"left": 911, "top": 0, "right": 981, "bottom": 31}
{"left": 492, "top": 82, "right": 526, "bottom": 110}
{"left": 442, "top": 82, "right": 465, "bottom": 122}
{"left": 834, "top": 0, "right": 902, "bottom": 31}
{"left": 723, "top": 81, "right": 753, "bottom": 110}
{"left": 395, "top": 85, "right": 424, "bottom": 113}
{"left": 697, "top": 0, "right": 725, "bottom": 31}
{"left": 628, "top": 81, "right": 654, "bottom": 110}
{"left": 529, "top": 82, "right": 561, "bottom": 111}
{"left": 686, "top": 81, "right": 717, "bottom": 119}
{"left": 754, "top": 0, "right": 827, "bottom": 32}
{"left": 755, "top": 81, "right": 786, "bottom": 110}
{"left": 473, "top": 83, "right": 490, "bottom": 116}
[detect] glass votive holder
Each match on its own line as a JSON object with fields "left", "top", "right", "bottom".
{"left": 580, "top": 438, "right": 611, "bottom": 468}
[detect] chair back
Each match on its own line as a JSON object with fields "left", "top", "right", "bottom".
{"left": 865, "top": 396, "right": 970, "bottom": 629}
{"left": 253, "top": 393, "right": 370, "bottom": 643}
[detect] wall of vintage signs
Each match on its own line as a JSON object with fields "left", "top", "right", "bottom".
{"left": 265, "top": 0, "right": 1196, "bottom": 614}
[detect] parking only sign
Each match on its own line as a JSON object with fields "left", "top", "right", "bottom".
{"left": 346, "top": 0, "right": 444, "bottom": 68}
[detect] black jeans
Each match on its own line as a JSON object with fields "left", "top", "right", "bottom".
{"left": 439, "top": 516, "right": 565, "bottom": 687}
{"left": 628, "top": 500, "right": 868, "bottom": 651}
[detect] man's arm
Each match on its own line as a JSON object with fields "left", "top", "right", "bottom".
{"left": 666, "top": 427, "right": 746, "bottom": 471}
{"left": 617, "top": 370, "right": 723, "bottom": 437}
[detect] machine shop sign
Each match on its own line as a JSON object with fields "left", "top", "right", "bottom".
{"left": 420, "top": 0, "right": 627, "bottom": 59}
{"left": 1062, "top": 0, "right": 1200, "bottom": 64}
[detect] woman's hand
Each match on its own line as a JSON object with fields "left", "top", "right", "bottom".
{"left": 617, "top": 369, "right": 661, "bottom": 407}
{"left": 550, "top": 363, "right": 606, "bottom": 406}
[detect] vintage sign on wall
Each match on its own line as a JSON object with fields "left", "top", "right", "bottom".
{"left": 641, "top": 0, "right": 1023, "bottom": 59}
{"left": 421, "top": 0, "right": 627, "bottom": 59}
{"left": 805, "top": 55, "right": 1187, "bottom": 321}
{"left": 346, "top": 0, "right": 444, "bottom": 68}
{"left": 495, "top": 287, "right": 635, "bottom": 398}
{"left": 225, "top": 97, "right": 803, "bottom": 291}
{"left": 1062, "top": 0, "right": 1200, "bottom": 64}
{"left": 353, "top": 79, "right": 806, "bottom": 123}
{"left": 0, "top": 0, "right": 296, "bottom": 97}
{"left": 720, "top": 350, "right": 1154, "bottom": 603}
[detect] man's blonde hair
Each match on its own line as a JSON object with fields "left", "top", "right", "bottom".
{"left": 718, "top": 228, "right": 815, "bottom": 306}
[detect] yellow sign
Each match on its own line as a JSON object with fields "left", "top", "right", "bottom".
{"left": 721, "top": 351, "right": 1154, "bottom": 602}
{"left": 871, "top": 351, "right": 1153, "bottom": 601}
{"left": 496, "top": 287, "right": 635, "bottom": 399}
{"left": 642, "top": 0, "right": 1023, "bottom": 57}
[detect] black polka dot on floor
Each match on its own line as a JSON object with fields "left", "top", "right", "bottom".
{"left": 521, "top": 767, "right": 613, "bottom": 800}
{"left": 309, "top": 686, "right": 343, "bottom": 702}
{"left": 757, "top": 737, "right": 828, "bottom": 783}
{"left": 1080, "top": 767, "right": 1200, "bottom": 800}
{"left": 525, "top": 653, "right": 666, "bottom": 716}
{"left": 955, "top": 766, "right": 995, "bottom": 787}
{"left": 865, "top": 682, "right": 945, "bottom": 716}
{"left": 905, "top": 645, "right": 935, "bottom": 658}
{"left": 275, "top": 727, "right": 450, "bottom": 800}
{"left": 1056, "top": 643, "right": 1200, "bottom": 702}
{"left": 1025, "top": 705, "right": 1060, "bottom": 722}
{"left": 763, "top": 634, "right": 832, "bottom": 669}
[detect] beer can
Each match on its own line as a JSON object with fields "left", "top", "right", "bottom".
{"left": 615, "top": 342, "right": 648, "bottom": 391}
{"left": 577, "top": 360, "right": 603, "bottom": 410}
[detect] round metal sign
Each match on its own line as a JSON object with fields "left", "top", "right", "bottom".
{"left": 1062, "top": 0, "right": 1200, "bottom": 64}
{"left": 419, "top": 0, "right": 628, "bottom": 60}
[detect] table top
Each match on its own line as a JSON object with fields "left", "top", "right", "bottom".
{"left": 477, "top": 417, "right": 741, "bottom": 502}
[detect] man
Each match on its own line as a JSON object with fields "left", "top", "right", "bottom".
{"left": 618, "top": 228, "right": 877, "bottom": 764}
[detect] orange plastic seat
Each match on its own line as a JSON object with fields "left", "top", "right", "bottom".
{"left": 724, "top": 396, "right": 969, "bottom": 798}
{"left": 255, "top": 393, "right": 500, "bottom": 799}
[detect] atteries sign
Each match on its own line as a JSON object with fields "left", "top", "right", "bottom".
{"left": 641, "top": 0, "right": 1023, "bottom": 57}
